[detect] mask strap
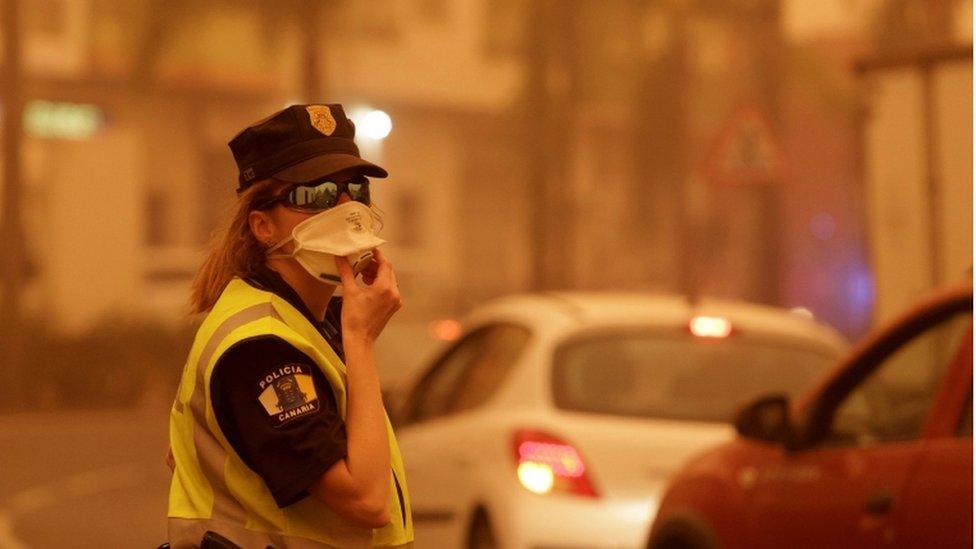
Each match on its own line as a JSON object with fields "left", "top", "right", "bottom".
{"left": 265, "top": 236, "right": 294, "bottom": 257}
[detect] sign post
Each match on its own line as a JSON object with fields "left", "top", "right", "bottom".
{"left": 701, "top": 103, "right": 786, "bottom": 304}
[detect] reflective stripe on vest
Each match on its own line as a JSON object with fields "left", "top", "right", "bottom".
{"left": 168, "top": 519, "right": 415, "bottom": 549}
{"left": 168, "top": 279, "right": 413, "bottom": 548}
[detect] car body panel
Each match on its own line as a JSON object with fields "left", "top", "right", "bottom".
{"left": 649, "top": 283, "right": 973, "bottom": 549}
{"left": 395, "top": 292, "right": 848, "bottom": 549}
{"left": 746, "top": 439, "right": 925, "bottom": 548}
{"left": 894, "top": 436, "right": 973, "bottom": 547}
{"left": 400, "top": 408, "right": 733, "bottom": 549}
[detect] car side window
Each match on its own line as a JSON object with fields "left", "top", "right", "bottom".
{"left": 448, "top": 324, "right": 531, "bottom": 414}
{"left": 405, "top": 329, "right": 491, "bottom": 424}
{"left": 828, "top": 311, "right": 972, "bottom": 446}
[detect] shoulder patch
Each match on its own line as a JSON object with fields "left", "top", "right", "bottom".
{"left": 257, "top": 363, "right": 320, "bottom": 427}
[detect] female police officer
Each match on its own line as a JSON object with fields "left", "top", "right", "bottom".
{"left": 167, "top": 104, "right": 413, "bottom": 548}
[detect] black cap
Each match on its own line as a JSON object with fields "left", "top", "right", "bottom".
{"left": 229, "top": 104, "right": 388, "bottom": 192}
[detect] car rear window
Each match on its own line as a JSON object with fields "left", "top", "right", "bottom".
{"left": 552, "top": 330, "right": 838, "bottom": 423}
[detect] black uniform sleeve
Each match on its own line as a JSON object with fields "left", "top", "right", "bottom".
{"left": 210, "top": 336, "right": 348, "bottom": 508}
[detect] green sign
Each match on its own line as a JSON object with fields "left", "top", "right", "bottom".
{"left": 24, "top": 100, "right": 104, "bottom": 139}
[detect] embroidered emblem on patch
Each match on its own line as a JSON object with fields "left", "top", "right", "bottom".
{"left": 306, "top": 105, "right": 337, "bottom": 136}
{"left": 257, "top": 364, "right": 319, "bottom": 427}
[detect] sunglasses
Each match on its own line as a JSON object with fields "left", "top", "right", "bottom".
{"left": 259, "top": 176, "right": 371, "bottom": 212}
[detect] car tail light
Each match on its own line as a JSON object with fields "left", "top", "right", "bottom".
{"left": 512, "top": 429, "right": 599, "bottom": 498}
{"left": 689, "top": 316, "right": 732, "bottom": 338}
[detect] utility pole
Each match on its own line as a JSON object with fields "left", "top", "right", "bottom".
{"left": 1, "top": 0, "right": 28, "bottom": 408}
{"left": 632, "top": 4, "right": 693, "bottom": 297}
{"left": 300, "top": 0, "right": 324, "bottom": 102}
{"left": 524, "top": 0, "right": 575, "bottom": 290}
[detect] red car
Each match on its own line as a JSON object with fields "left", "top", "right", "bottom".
{"left": 648, "top": 284, "right": 973, "bottom": 549}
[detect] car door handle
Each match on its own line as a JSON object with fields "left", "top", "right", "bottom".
{"left": 864, "top": 489, "right": 894, "bottom": 515}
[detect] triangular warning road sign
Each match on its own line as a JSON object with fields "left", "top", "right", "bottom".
{"left": 706, "top": 106, "right": 786, "bottom": 186}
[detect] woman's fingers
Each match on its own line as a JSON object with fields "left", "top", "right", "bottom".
{"left": 388, "top": 263, "right": 400, "bottom": 301}
{"left": 334, "top": 256, "right": 358, "bottom": 290}
{"left": 360, "top": 258, "right": 379, "bottom": 285}
{"left": 375, "top": 249, "right": 394, "bottom": 278}
{"left": 359, "top": 256, "right": 380, "bottom": 283}
{"left": 339, "top": 248, "right": 401, "bottom": 342}
{"left": 370, "top": 248, "right": 395, "bottom": 283}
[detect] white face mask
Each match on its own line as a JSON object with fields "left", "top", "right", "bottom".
{"left": 267, "top": 201, "right": 386, "bottom": 284}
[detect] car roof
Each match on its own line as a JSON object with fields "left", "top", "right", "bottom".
{"left": 464, "top": 292, "right": 848, "bottom": 352}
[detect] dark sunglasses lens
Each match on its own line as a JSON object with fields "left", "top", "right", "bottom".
{"left": 348, "top": 181, "right": 370, "bottom": 204}
{"left": 289, "top": 181, "right": 339, "bottom": 209}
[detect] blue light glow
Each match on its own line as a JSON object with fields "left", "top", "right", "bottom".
{"left": 847, "top": 265, "right": 876, "bottom": 328}
{"left": 810, "top": 212, "right": 837, "bottom": 240}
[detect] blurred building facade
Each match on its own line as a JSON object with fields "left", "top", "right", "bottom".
{"left": 856, "top": 5, "right": 973, "bottom": 325}
{"left": 6, "top": 0, "right": 535, "bottom": 338}
{"left": 0, "top": 0, "right": 972, "bottom": 381}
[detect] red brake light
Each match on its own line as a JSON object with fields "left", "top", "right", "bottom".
{"left": 689, "top": 316, "right": 732, "bottom": 338}
{"left": 512, "top": 429, "right": 599, "bottom": 498}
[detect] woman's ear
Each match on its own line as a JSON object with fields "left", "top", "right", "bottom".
{"left": 248, "top": 210, "right": 277, "bottom": 247}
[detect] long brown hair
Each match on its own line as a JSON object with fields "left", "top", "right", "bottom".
{"left": 190, "top": 180, "right": 280, "bottom": 314}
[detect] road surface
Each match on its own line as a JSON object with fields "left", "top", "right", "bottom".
{"left": 0, "top": 406, "right": 171, "bottom": 548}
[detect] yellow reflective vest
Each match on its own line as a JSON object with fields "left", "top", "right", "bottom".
{"left": 168, "top": 278, "right": 413, "bottom": 548}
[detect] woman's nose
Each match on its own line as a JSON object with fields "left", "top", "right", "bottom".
{"left": 336, "top": 192, "right": 352, "bottom": 205}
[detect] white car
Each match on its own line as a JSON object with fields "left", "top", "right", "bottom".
{"left": 393, "top": 293, "right": 847, "bottom": 549}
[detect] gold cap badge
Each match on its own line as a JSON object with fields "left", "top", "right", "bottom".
{"left": 306, "top": 105, "right": 337, "bottom": 136}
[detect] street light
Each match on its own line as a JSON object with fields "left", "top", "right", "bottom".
{"left": 352, "top": 108, "right": 392, "bottom": 140}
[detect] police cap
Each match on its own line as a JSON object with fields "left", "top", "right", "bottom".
{"left": 229, "top": 104, "right": 388, "bottom": 193}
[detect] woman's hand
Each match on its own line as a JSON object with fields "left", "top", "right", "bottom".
{"left": 317, "top": 249, "right": 395, "bottom": 524}
{"left": 359, "top": 254, "right": 379, "bottom": 285}
{"left": 336, "top": 248, "right": 401, "bottom": 345}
